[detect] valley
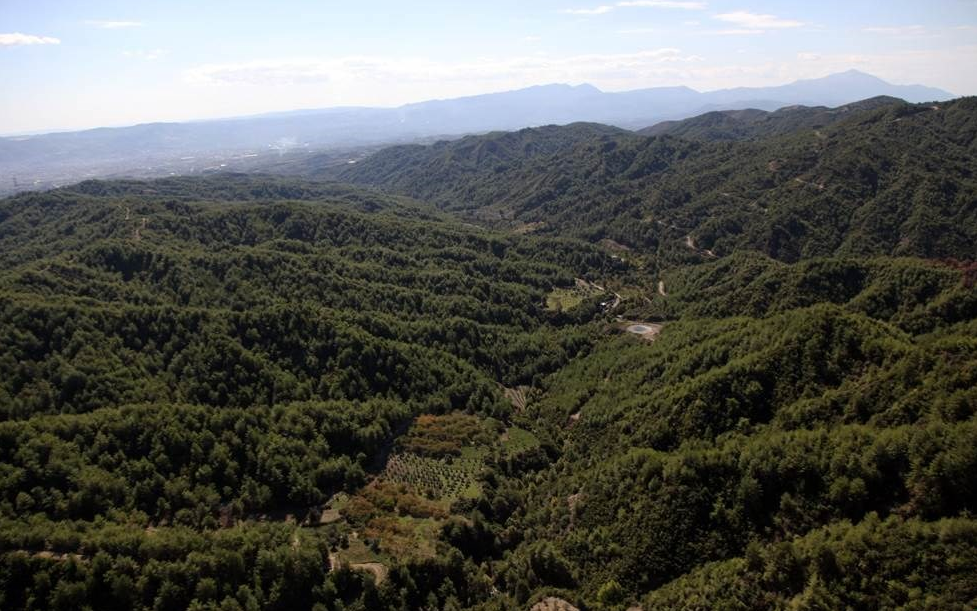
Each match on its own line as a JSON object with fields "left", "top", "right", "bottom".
{"left": 0, "top": 95, "right": 975, "bottom": 610}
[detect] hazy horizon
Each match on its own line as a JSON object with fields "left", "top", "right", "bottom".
{"left": 0, "top": 70, "right": 951, "bottom": 138}
{"left": 2, "top": 0, "right": 976, "bottom": 134}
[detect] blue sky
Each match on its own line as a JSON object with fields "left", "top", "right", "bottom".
{"left": 1, "top": 0, "right": 976, "bottom": 133}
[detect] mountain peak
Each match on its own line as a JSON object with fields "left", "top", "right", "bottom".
{"left": 520, "top": 83, "right": 603, "bottom": 94}
{"left": 827, "top": 69, "right": 886, "bottom": 82}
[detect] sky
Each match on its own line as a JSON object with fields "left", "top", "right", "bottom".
{"left": 1, "top": 0, "right": 976, "bottom": 134}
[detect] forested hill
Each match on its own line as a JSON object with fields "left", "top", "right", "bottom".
{"left": 0, "top": 175, "right": 631, "bottom": 609}
{"left": 319, "top": 122, "right": 630, "bottom": 185}
{"left": 0, "top": 178, "right": 620, "bottom": 415}
{"left": 335, "top": 96, "right": 977, "bottom": 262}
{"left": 1, "top": 100, "right": 976, "bottom": 609}
{"left": 636, "top": 95, "right": 904, "bottom": 140}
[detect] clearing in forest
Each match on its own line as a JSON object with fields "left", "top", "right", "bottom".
{"left": 325, "top": 412, "right": 541, "bottom": 568}
{"left": 624, "top": 322, "right": 663, "bottom": 341}
{"left": 546, "top": 277, "right": 604, "bottom": 312}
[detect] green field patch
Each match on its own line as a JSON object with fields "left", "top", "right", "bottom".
{"left": 545, "top": 278, "right": 604, "bottom": 312}
{"left": 502, "top": 426, "right": 540, "bottom": 457}
{"left": 364, "top": 514, "right": 442, "bottom": 560}
{"left": 335, "top": 535, "right": 383, "bottom": 565}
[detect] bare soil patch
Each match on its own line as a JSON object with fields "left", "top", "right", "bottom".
{"left": 503, "top": 385, "right": 529, "bottom": 411}
{"left": 350, "top": 562, "right": 388, "bottom": 584}
{"left": 624, "top": 322, "right": 663, "bottom": 341}
{"left": 531, "top": 597, "right": 580, "bottom": 611}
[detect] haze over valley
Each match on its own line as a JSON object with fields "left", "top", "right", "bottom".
{"left": 0, "top": 70, "right": 954, "bottom": 195}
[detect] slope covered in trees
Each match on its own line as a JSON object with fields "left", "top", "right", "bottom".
{"left": 1, "top": 95, "right": 976, "bottom": 610}
{"left": 636, "top": 96, "right": 904, "bottom": 141}
{"left": 336, "top": 96, "right": 977, "bottom": 263}
{"left": 0, "top": 177, "right": 624, "bottom": 609}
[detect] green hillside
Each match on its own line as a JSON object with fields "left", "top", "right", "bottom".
{"left": 1, "top": 99, "right": 976, "bottom": 610}
{"left": 336, "top": 97, "right": 977, "bottom": 263}
{"left": 636, "top": 96, "right": 904, "bottom": 141}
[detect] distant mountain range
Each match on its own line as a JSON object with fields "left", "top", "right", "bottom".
{"left": 0, "top": 70, "right": 954, "bottom": 194}
{"left": 637, "top": 95, "right": 909, "bottom": 140}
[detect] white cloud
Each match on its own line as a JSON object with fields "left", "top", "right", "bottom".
{"left": 0, "top": 32, "right": 60, "bottom": 46}
{"left": 618, "top": 27, "right": 661, "bottom": 34}
{"left": 617, "top": 1, "right": 706, "bottom": 8}
{"left": 563, "top": 0, "right": 704, "bottom": 15}
{"left": 523, "top": 36, "right": 542, "bottom": 42}
{"left": 85, "top": 20, "right": 144, "bottom": 29}
{"left": 711, "top": 29, "right": 766, "bottom": 36}
{"left": 713, "top": 11, "right": 804, "bottom": 32}
{"left": 797, "top": 52, "right": 822, "bottom": 61}
{"left": 185, "top": 49, "right": 704, "bottom": 88}
{"left": 123, "top": 49, "right": 167, "bottom": 60}
{"left": 862, "top": 25, "right": 926, "bottom": 35}
{"left": 562, "top": 5, "right": 614, "bottom": 14}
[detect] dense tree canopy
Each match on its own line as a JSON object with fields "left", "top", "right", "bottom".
{"left": 337, "top": 97, "right": 977, "bottom": 263}
{"left": 2, "top": 96, "right": 976, "bottom": 610}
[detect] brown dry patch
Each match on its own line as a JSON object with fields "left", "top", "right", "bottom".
{"left": 530, "top": 597, "right": 580, "bottom": 611}
{"left": 503, "top": 385, "right": 529, "bottom": 411}
{"left": 567, "top": 411, "right": 581, "bottom": 427}
{"left": 599, "top": 238, "right": 632, "bottom": 252}
{"left": 793, "top": 177, "right": 825, "bottom": 191}
{"left": 329, "top": 552, "right": 389, "bottom": 585}
{"left": 13, "top": 550, "right": 88, "bottom": 563}
{"left": 567, "top": 492, "right": 584, "bottom": 530}
{"left": 343, "top": 481, "right": 448, "bottom": 524}
{"left": 513, "top": 221, "right": 546, "bottom": 234}
{"left": 350, "top": 562, "right": 388, "bottom": 584}
{"left": 319, "top": 508, "right": 342, "bottom": 524}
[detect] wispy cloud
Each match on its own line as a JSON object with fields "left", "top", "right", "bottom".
{"left": 123, "top": 49, "right": 167, "bottom": 60}
{"left": 618, "top": 27, "right": 661, "bottom": 34}
{"left": 617, "top": 1, "right": 706, "bottom": 8}
{"left": 85, "top": 20, "right": 144, "bottom": 29}
{"left": 185, "top": 49, "right": 704, "bottom": 87}
{"left": 0, "top": 32, "right": 60, "bottom": 46}
{"left": 563, "top": 0, "right": 705, "bottom": 15}
{"left": 562, "top": 5, "right": 614, "bottom": 14}
{"left": 862, "top": 25, "right": 926, "bottom": 35}
{"left": 713, "top": 11, "right": 804, "bottom": 32}
{"left": 711, "top": 29, "right": 766, "bottom": 36}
